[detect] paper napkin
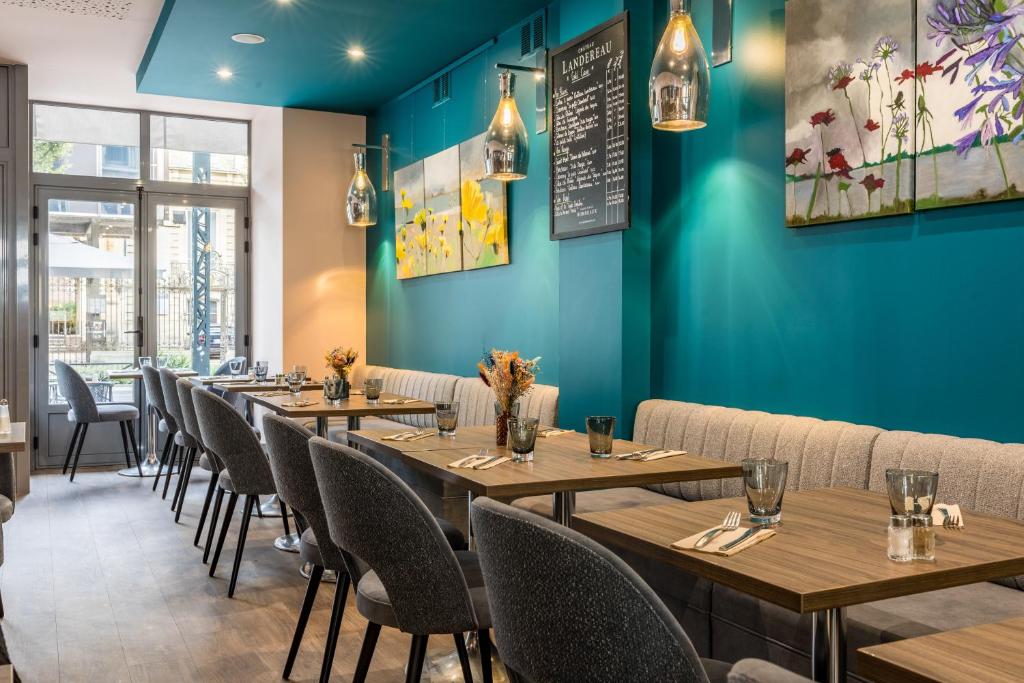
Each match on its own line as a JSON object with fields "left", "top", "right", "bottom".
{"left": 281, "top": 400, "right": 317, "bottom": 408}
{"left": 382, "top": 398, "right": 417, "bottom": 405}
{"left": 538, "top": 428, "right": 573, "bottom": 438}
{"left": 932, "top": 503, "right": 965, "bottom": 528}
{"left": 672, "top": 526, "right": 776, "bottom": 557}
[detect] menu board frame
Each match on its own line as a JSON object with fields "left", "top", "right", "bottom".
{"left": 548, "top": 11, "right": 631, "bottom": 241}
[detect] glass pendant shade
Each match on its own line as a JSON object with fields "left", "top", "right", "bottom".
{"left": 346, "top": 151, "right": 378, "bottom": 227}
{"left": 484, "top": 71, "right": 529, "bottom": 181}
{"left": 649, "top": 0, "right": 710, "bottom": 131}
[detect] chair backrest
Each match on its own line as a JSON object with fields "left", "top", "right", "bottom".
{"left": 54, "top": 360, "right": 99, "bottom": 423}
{"left": 471, "top": 497, "right": 710, "bottom": 683}
{"left": 192, "top": 388, "right": 274, "bottom": 495}
{"left": 176, "top": 378, "right": 215, "bottom": 466}
{"left": 307, "top": 436, "right": 477, "bottom": 635}
{"left": 141, "top": 365, "right": 176, "bottom": 431}
{"left": 160, "top": 368, "right": 194, "bottom": 444}
{"left": 262, "top": 414, "right": 344, "bottom": 570}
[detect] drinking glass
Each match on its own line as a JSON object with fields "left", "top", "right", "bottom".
{"left": 291, "top": 365, "right": 308, "bottom": 383}
{"left": 323, "top": 375, "right": 344, "bottom": 404}
{"left": 364, "top": 378, "right": 383, "bottom": 402}
{"left": 228, "top": 358, "right": 244, "bottom": 376}
{"left": 254, "top": 361, "right": 269, "bottom": 382}
{"left": 138, "top": 356, "right": 153, "bottom": 368}
{"left": 286, "top": 372, "right": 305, "bottom": 396}
{"left": 435, "top": 402, "right": 460, "bottom": 437}
{"left": 586, "top": 416, "right": 616, "bottom": 458}
{"left": 742, "top": 458, "right": 788, "bottom": 527}
{"left": 885, "top": 469, "right": 939, "bottom": 516}
{"left": 508, "top": 417, "right": 540, "bottom": 462}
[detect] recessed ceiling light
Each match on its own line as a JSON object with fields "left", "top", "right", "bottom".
{"left": 217, "top": 68, "right": 234, "bottom": 79}
{"left": 232, "top": 33, "right": 266, "bottom": 45}
{"left": 347, "top": 46, "right": 366, "bottom": 60}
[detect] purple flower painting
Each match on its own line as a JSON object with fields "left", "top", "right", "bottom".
{"left": 785, "top": 0, "right": 917, "bottom": 226}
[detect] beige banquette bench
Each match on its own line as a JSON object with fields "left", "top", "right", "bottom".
{"left": 512, "top": 399, "right": 1024, "bottom": 682}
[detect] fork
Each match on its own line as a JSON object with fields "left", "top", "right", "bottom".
{"left": 694, "top": 512, "right": 742, "bottom": 549}
{"left": 943, "top": 514, "right": 962, "bottom": 530}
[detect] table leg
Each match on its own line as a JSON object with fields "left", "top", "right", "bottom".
{"left": 317, "top": 417, "right": 328, "bottom": 438}
{"left": 118, "top": 404, "right": 167, "bottom": 477}
{"left": 812, "top": 608, "right": 846, "bottom": 683}
{"left": 347, "top": 416, "right": 360, "bottom": 431}
{"left": 552, "top": 491, "right": 576, "bottom": 526}
{"left": 466, "top": 491, "right": 474, "bottom": 550}
{"left": 256, "top": 494, "right": 284, "bottom": 518}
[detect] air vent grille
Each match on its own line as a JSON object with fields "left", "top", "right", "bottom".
{"left": 433, "top": 71, "right": 451, "bottom": 106}
{"left": 520, "top": 11, "right": 546, "bottom": 57}
{"left": 0, "top": 0, "right": 133, "bottom": 20}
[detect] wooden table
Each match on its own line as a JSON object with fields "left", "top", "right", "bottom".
{"left": 244, "top": 390, "right": 435, "bottom": 437}
{"left": 572, "top": 487, "right": 1024, "bottom": 683}
{"left": 107, "top": 368, "right": 198, "bottom": 477}
{"left": 857, "top": 617, "right": 1024, "bottom": 683}
{"left": 206, "top": 379, "right": 324, "bottom": 392}
{"left": 347, "top": 425, "right": 742, "bottom": 526}
{"left": 0, "top": 423, "right": 27, "bottom": 497}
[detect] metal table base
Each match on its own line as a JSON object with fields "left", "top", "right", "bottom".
{"left": 812, "top": 608, "right": 846, "bottom": 683}
{"left": 275, "top": 532, "right": 301, "bottom": 553}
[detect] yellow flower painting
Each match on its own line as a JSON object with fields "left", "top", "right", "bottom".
{"left": 394, "top": 160, "right": 426, "bottom": 280}
{"left": 423, "top": 146, "right": 462, "bottom": 275}
{"left": 459, "top": 133, "right": 509, "bottom": 270}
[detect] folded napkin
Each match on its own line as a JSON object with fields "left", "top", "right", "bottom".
{"left": 447, "top": 454, "right": 511, "bottom": 470}
{"left": 382, "top": 431, "right": 432, "bottom": 442}
{"left": 932, "top": 503, "right": 965, "bottom": 528}
{"left": 350, "top": 389, "right": 365, "bottom": 395}
{"left": 616, "top": 448, "right": 687, "bottom": 461}
{"left": 382, "top": 398, "right": 418, "bottom": 405}
{"left": 255, "top": 391, "right": 290, "bottom": 397}
{"left": 281, "top": 400, "right": 318, "bottom": 408}
{"left": 538, "top": 427, "right": 573, "bottom": 438}
{"left": 672, "top": 526, "right": 776, "bottom": 557}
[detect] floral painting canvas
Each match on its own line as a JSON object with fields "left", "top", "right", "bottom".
{"left": 459, "top": 133, "right": 509, "bottom": 270}
{"left": 423, "top": 146, "right": 463, "bottom": 275}
{"left": 394, "top": 160, "right": 426, "bottom": 280}
{"left": 916, "top": 1, "right": 1024, "bottom": 209}
{"left": 785, "top": 0, "right": 917, "bottom": 226}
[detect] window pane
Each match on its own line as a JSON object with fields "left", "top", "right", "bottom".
{"left": 33, "top": 104, "right": 140, "bottom": 179}
{"left": 150, "top": 115, "right": 249, "bottom": 187}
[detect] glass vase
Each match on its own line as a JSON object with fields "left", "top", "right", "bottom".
{"left": 494, "top": 400, "right": 521, "bottom": 447}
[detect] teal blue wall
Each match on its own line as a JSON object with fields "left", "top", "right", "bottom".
{"left": 652, "top": 0, "right": 1024, "bottom": 443}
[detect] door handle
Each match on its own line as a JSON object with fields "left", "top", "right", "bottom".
{"left": 124, "top": 316, "right": 143, "bottom": 347}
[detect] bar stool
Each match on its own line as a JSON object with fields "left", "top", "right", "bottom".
{"left": 176, "top": 378, "right": 222, "bottom": 550}
{"left": 308, "top": 436, "right": 492, "bottom": 683}
{"left": 141, "top": 365, "right": 179, "bottom": 497}
{"left": 54, "top": 360, "right": 141, "bottom": 482}
{"left": 192, "top": 388, "right": 277, "bottom": 597}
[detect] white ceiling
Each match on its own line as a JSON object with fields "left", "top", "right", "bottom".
{"left": 0, "top": 0, "right": 274, "bottom": 119}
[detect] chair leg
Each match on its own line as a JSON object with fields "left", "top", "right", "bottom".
{"left": 203, "top": 487, "right": 225, "bottom": 564}
{"left": 318, "top": 572, "right": 351, "bottom": 683}
{"left": 69, "top": 423, "right": 89, "bottom": 482}
{"left": 478, "top": 629, "right": 493, "bottom": 683}
{"left": 173, "top": 447, "right": 196, "bottom": 518}
{"left": 209, "top": 491, "right": 238, "bottom": 577}
{"left": 0, "top": 587, "right": 5, "bottom": 619}
{"left": 170, "top": 446, "right": 189, "bottom": 512}
{"left": 152, "top": 436, "right": 173, "bottom": 491}
{"left": 118, "top": 421, "right": 132, "bottom": 468}
{"left": 62, "top": 423, "right": 82, "bottom": 475}
{"left": 352, "top": 621, "right": 382, "bottom": 683}
{"left": 125, "top": 420, "right": 142, "bottom": 475}
{"left": 194, "top": 472, "right": 218, "bottom": 546}
{"left": 280, "top": 499, "right": 292, "bottom": 536}
{"left": 453, "top": 632, "right": 473, "bottom": 683}
{"left": 161, "top": 443, "right": 179, "bottom": 499}
{"left": 405, "top": 634, "right": 429, "bottom": 683}
{"left": 282, "top": 563, "right": 324, "bottom": 679}
{"left": 227, "top": 495, "right": 255, "bottom": 597}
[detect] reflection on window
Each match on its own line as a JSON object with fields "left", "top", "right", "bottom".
{"left": 32, "top": 104, "right": 140, "bottom": 179}
{"left": 150, "top": 115, "right": 249, "bottom": 187}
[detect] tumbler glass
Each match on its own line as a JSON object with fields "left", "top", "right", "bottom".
{"left": 228, "top": 358, "right": 244, "bottom": 376}
{"left": 435, "top": 402, "right": 460, "bottom": 437}
{"left": 291, "top": 365, "right": 308, "bottom": 383}
{"left": 742, "top": 458, "right": 788, "bottom": 527}
{"left": 138, "top": 356, "right": 153, "bottom": 368}
{"left": 254, "top": 361, "right": 269, "bottom": 382}
{"left": 885, "top": 469, "right": 939, "bottom": 516}
{"left": 323, "top": 375, "right": 344, "bottom": 404}
{"left": 586, "top": 416, "right": 616, "bottom": 458}
{"left": 508, "top": 417, "right": 540, "bottom": 462}
{"left": 286, "top": 372, "right": 305, "bottom": 396}
{"left": 364, "top": 378, "right": 384, "bottom": 402}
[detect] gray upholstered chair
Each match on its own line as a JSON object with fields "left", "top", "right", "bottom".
{"left": 470, "top": 498, "right": 812, "bottom": 683}
{"left": 159, "top": 368, "right": 201, "bottom": 522}
{"left": 55, "top": 360, "right": 141, "bottom": 482}
{"left": 192, "top": 388, "right": 277, "bottom": 597}
{"left": 0, "top": 449, "right": 15, "bottom": 618}
{"left": 141, "top": 365, "right": 179, "bottom": 497}
{"left": 176, "top": 378, "right": 222, "bottom": 550}
{"left": 308, "top": 436, "right": 491, "bottom": 683}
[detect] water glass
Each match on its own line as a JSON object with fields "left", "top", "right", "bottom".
{"left": 254, "top": 361, "right": 269, "bottom": 382}
{"left": 286, "top": 372, "right": 305, "bottom": 396}
{"left": 138, "top": 356, "right": 153, "bottom": 368}
{"left": 291, "top": 365, "right": 308, "bottom": 383}
{"left": 323, "top": 375, "right": 345, "bottom": 403}
{"left": 508, "top": 417, "right": 540, "bottom": 462}
{"left": 435, "top": 402, "right": 460, "bottom": 437}
{"left": 586, "top": 416, "right": 616, "bottom": 458}
{"left": 228, "top": 358, "right": 244, "bottom": 376}
{"left": 364, "top": 378, "right": 384, "bottom": 402}
{"left": 742, "top": 458, "right": 788, "bottom": 527}
{"left": 885, "top": 469, "right": 939, "bottom": 516}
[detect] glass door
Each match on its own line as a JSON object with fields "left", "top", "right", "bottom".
{"left": 144, "top": 194, "right": 248, "bottom": 377}
{"left": 34, "top": 188, "right": 141, "bottom": 467}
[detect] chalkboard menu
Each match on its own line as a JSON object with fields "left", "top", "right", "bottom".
{"left": 549, "top": 12, "right": 630, "bottom": 240}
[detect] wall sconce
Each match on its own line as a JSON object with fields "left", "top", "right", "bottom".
{"left": 484, "top": 63, "right": 546, "bottom": 181}
{"left": 649, "top": 0, "right": 732, "bottom": 132}
{"left": 346, "top": 134, "right": 390, "bottom": 227}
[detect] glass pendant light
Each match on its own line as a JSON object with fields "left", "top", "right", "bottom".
{"left": 346, "top": 151, "right": 378, "bottom": 227}
{"left": 649, "top": 0, "right": 710, "bottom": 131}
{"left": 484, "top": 71, "right": 529, "bottom": 181}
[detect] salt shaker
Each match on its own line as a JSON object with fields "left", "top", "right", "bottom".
{"left": 912, "top": 514, "right": 935, "bottom": 561}
{"left": 887, "top": 514, "right": 913, "bottom": 562}
{"left": 0, "top": 399, "right": 11, "bottom": 435}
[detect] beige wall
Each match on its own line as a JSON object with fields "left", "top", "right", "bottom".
{"left": 282, "top": 108, "right": 367, "bottom": 377}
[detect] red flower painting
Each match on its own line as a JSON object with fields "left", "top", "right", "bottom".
{"left": 831, "top": 74, "right": 854, "bottom": 91}
{"left": 895, "top": 68, "right": 915, "bottom": 84}
{"left": 915, "top": 61, "right": 940, "bottom": 80}
{"left": 786, "top": 147, "right": 811, "bottom": 168}
{"left": 810, "top": 109, "right": 836, "bottom": 127}
{"left": 864, "top": 118, "right": 881, "bottom": 132}
{"left": 827, "top": 148, "right": 853, "bottom": 179}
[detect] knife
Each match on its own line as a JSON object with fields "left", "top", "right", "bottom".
{"left": 719, "top": 526, "right": 767, "bottom": 552}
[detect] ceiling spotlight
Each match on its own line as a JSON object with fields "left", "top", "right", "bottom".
{"left": 231, "top": 33, "right": 266, "bottom": 44}
{"left": 217, "top": 67, "right": 234, "bottom": 79}
{"left": 347, "top": 46, "right": 366, "bottom": 60}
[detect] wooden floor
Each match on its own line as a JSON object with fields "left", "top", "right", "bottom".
{"left": 1, "top": 468, "right": 481, "bottom": 682}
